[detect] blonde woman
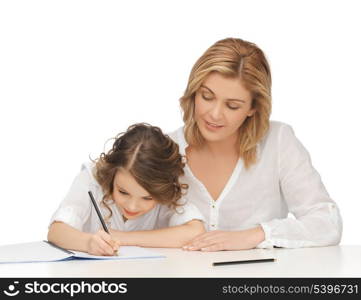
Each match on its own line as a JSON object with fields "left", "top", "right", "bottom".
{"left": 168, "top": 38, "right": 342, "bottom": 251}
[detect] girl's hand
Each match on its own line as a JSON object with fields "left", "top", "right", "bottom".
{"left": 86, "top": 229, "right": 121, "bottom": 256}
{"left": 182, "top": 226, "right": 265, "bottom": 251}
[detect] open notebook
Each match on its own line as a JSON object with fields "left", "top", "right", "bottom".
{"left": 0, "top": 241, "right": 165, "bottom": 264}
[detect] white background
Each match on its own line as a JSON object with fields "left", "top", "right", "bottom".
{"left": 0, "top": 0, "right": 360, "bottom": 246}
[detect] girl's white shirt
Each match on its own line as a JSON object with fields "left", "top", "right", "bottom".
{"left": 168, "top": 121, "right": 343, "bottom": 249}
{"left": 49, "top": 162, "right": 205, "bottom": 233}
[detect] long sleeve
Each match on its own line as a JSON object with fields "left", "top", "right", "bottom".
{"left": 257, "top": 124, "right": 343, "bottom": 248}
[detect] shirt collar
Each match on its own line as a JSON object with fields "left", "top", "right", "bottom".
{"left": 177, "top": 126, "right": 188, "bottom": 156}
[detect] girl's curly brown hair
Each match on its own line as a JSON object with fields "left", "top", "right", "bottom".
{"left": 92, "top": 123, "right": 188, "bottom": 221}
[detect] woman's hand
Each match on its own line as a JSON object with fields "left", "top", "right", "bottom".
{"left": 86, "top": 229, "right": 121, "bottom": 256}
{"left": 182, "top": 226, "right": 265, "bottom": 251}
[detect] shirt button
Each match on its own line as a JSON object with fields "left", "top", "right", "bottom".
{"left": 212, "top": 205, "right": 215, "bottom": 208}
{"left": 211, "top": 224, "right": 215, "bottom": 227}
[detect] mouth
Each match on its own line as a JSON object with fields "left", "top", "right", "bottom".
{"left": 204, "top": 120, "right": 224, "bottom": 129}
{"left": 123, "top": 208, "right": 140, "bottom": 217}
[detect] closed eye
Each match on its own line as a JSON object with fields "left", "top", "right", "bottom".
{"left": 201, "top": 93, "right": 213, "bottom": 101}
{"left": 119, "top": 190, "right": 129, "bottom": 195}
{"left": 227, "top": 104, "right": 241, "bottom": 110}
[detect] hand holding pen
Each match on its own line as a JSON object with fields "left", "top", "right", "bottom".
{"left": 86, "top": 229, "right": 120, "bottom": 256}
{"left": 88, "top": 191, "right": 120, "bottom": 256}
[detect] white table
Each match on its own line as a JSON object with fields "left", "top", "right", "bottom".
{"left": 1, "top": 245, "right": 360, "bottom": 277}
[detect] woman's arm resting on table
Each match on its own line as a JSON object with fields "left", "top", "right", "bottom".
{"left": 110, "top": 219, "right": 206, "bottom": 248}
{"left": 259, "top": 124, "right": 343, "bottom": 249}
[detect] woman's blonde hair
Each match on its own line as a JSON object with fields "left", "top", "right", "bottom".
{"left": 180, "top": 37, "right": 272, "bottom": 169}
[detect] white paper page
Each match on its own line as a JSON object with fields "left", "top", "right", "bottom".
{"left": 72, "top": 246, "right": 165, "bottom": 260}
{"left": 0, "top": 241, "right": 71, "bottom": 263}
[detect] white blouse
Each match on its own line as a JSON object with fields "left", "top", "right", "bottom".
{"left": 168, "top": 121, "right": 343, "bottom": 249}
{"left": 49, "top": 162, "right": 205, "bottom": 233}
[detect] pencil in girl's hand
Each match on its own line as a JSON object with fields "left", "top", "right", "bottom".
{"left": 88, "top": 191, "right": 119, "bottom": 256}
{"left": 88, "top": 191, "right": 109, "bottom": 233}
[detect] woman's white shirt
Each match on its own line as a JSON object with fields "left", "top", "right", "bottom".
{"left": 49, "top": 162, "right": 205, "bottom": 233}
{"left": 168, "top": 121, "right": 342, "bottom": 249}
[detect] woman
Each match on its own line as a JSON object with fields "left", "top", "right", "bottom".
{"left": 168, "top": 37, "right": 342, "bottom": 251}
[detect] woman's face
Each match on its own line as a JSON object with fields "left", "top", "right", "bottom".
{"left": 112, "top": 168, "right": 157, "bottom": 220}
{"left": 194, "top": 72, "right": 255, "bottom": 145}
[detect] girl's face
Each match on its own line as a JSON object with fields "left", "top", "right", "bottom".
{"left": 194, "top": 72, "right": 255, "bottom": 145}
{"left": 112, "top": 168, "right": 157, "bottom": 220}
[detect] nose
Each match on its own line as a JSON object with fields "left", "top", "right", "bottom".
{"left": 209, "top": 101, "right": 224, "bottom": 121}
{"left": 124, "top": 198, "right": 139, "bottom": 212}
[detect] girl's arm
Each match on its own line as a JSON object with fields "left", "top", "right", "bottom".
{"left": 110, "top": 219, "right": 205, "bottom": 248}
{"left": 48, "top": 221, "right": 119, "bottom": 255}
{"left": 48, "top": 221, "right": 90, "bottom": 252}
{"left": 48, "top": 164, "right": 120, "bottom": 255}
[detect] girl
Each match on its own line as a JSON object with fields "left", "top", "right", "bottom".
{"left": 48, "top": 123, "right": 205, "bottom": 256}
{"left": 169, "top": 37, "right": 342, "bottom": 251}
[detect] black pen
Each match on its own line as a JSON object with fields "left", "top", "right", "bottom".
{"left": 88, "top": 191, "right": 118, "bottom": 255}
{"left": 88, "top": 191, "right": 109, "bottom": 233}
{"left": 213, "top": 258, "right": 276, "bottom": 266}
